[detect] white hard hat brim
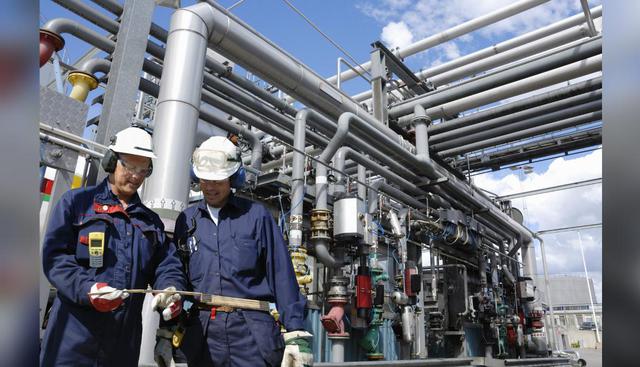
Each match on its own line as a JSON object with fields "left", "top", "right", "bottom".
{"left": 111, "top": 145, "right": 157, "bottom": 159}
{"left": 192, "top": 163, "right": 239, "bottom": 181}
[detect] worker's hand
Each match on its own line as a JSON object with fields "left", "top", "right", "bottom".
{"left": 154, "top": 328, "right": 174, "bottom": 367}
{"left": 281, "top": 330, "right": 313, "bottom": 367}
{"left": 89, "top": 282, "right": 129, "bottom": 312}
{"left": 151, "top": 286, "right": 182, "bottom": 321}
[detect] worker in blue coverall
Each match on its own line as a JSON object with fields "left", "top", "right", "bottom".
{"left": 154, "top": 136, "right": 314, "bottom": 367}
{"left": 40, "top": 127, "right": 186, "bottom": 367}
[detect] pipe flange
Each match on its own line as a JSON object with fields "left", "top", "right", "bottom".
{"left": 40, "top": 29, "right": 65, "bottom": 51}
{"left": 68, "top": 71, "right": 100, "bottom": 90}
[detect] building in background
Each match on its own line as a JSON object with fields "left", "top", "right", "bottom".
{"left": 536, "top": 274, "right": 602, "bottom": 349}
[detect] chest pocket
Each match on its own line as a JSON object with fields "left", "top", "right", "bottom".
{"left": 135, "top": 222, "right": 161, "bottom": 277}
{"left": 232, "top": 234, "right": 261, "bottom": 275}
{"left": 73, "top": 215, "right": 114, "bottom": 269}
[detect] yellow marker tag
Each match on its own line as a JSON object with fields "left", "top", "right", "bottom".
{"left": 172, "top": 326, "right": 185, "bottom": 348}
{"left": 88, "top": 232, "right": 105, "bottom": 268}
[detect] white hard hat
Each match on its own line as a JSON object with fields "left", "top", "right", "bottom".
{"left": 192, "top": 136, "right": 240, "bottom": 181}
{"left": 109, "top": 127, "right": 157, "bottom": 159}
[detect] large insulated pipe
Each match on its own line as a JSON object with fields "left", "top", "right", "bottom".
{"left": 351, "top": 5, "right": 602, "bottom": 102}
{"left": 327, "top": 0, "right": 550, "bottom": 85}
{"left": 397, "top": 55, "right": 602, "bottom": 126}
{"left": 430, "top": 89, "right": 602, "bottom": 143}
{"left": 432, "top": 99, "right": 602, "bottom": 151}
{"left": 57, "top": 0, "right": 298, "bottom": 119}
{"left": 142, "top": 5, "right": 211, "bottom": 220}
{"left": 413, "top": 105, "right": 430, "bottom": 159}
{"left": 440, "top": 110, "right": 601, "bottom": 157}
{"left": 389, "top": 37, "right": 602, "bottom": 118}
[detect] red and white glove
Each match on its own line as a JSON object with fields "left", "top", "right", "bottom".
{"left": 89, "top": 282, "right": 129, "bottom": 312}
{"left": 151, "top": 286, "right": 182, "bottom": 321}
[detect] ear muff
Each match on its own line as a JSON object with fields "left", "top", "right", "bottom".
{"left": 230, "top": 166, "right": 246, "bottom": 189}
{"left": 101, "top": 149, "right": 118, "bottom": 173}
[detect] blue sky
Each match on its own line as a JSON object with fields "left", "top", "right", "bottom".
{"left": 40, "top": 0, "right": 603, "bottom": 301}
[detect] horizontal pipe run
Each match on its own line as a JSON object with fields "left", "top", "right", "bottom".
{"left": 350, "top": 5, "right": 602, "bottom": 102}
{"left": 428, "top": 24, "right": 591, "bottom": 88}
{"left": 428, "top": 77, "right": 602, "bottom": 135}
{"left": 431, "top": 99, "right": 602, "bottom": 151}
{"left": 327, "top": 0, "right": 550, "bottom": 85}
{"left": 389, "top": 37, "right": 602, "bottom": 118}
{"left": 40, "top": 132, "right": 104, "bottom": 159}
{"left": 40, "top": 123, "right": 107, "bottom": 151}
{"left": 440, "top": 110, "right": 602, "bottom": 157}
{"left": 397, "top": 55, "right": 602, "bottom": 126}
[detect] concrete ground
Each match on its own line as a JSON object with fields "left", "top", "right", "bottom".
{"left": 576, "top": 348, "right": 602, "bottom": 367}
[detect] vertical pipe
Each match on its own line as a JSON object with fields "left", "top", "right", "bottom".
{"left": 289, "top": 109, "right": 308, "bottom": 250}
{"left": 535, "top": 234, "right": 558, "bottom": 351}
{"left": 142, "top": 3, "right": 214, "bottom": 221}
{"left": 413, "top": 105, "right": 431, "bottom": 159}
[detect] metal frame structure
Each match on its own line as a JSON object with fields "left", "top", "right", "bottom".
{"left": 38, "top": 1, "right": 603, "bottom": 366}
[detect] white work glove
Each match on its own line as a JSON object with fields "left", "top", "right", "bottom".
{"left": 154, "top": 328, "right": 174, "bottom": 367}
{"left": 281, "top": 330, "right": 313, "bottom": 367}
{"left": 88, "top": 282, "right": 129, "bottom": 312}
{"left": 151, "top": 286, "right": 182, "bottom": 321}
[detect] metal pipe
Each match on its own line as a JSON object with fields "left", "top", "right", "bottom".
{"left": 39, "top": 132, "right": 104, "bottom": 159}
{"left": 200, "top": 1, "right": 408, "bottom": 147}
{"left": 413, "top": 105, "right": 430, "bottom": 159}
{"left": 327, "top": 0, "right": 550, "bottom": 85}
{"left": 432, "top": 99, "right": 602, "bottom": 151}
{"left": 429, "top": 77, "right": 601, "bottom": 135}
{"left": 351, "top": 5, "right": 603, "bottom": 102}
{"left": 333, "top": 147, "right": 423, "bottom": 196}
{"left": 142, "top": 4, "right": 212, "bottom": 219}
{"left": 77, "top": 58, "right": 111, "bottom": 76}
{"left": 534, "top": 234, "right": 559, "bottom": 351}
{"left": 430, "top": 24, "right": 592, "bottom": 88}
{"left": 397, "top": 55, "right": 602, "bottom": 126}
{"left": 440, "top": 110, "right": 602, "bottom": 157}
{"left": 430, "top": 89, "right": 602, "bottom": 143}
{"left": 380, "top": 183, "right": 428, "bottom": 210}
{"left": 579, "top": 0, "right": 598, "bottom": 37}
{"left": 389, "top": 37, "right": 602, "bottom": 118}
{"left": 289, "top": 109, "right": 308, "bottom": 250}
{"left": 59, "top": 0, "right": 297, "bottom": 120}
{"left": 40, "top": 123, "right": 108, "bottom": 151}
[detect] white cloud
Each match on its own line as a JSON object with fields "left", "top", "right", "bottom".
{"left": 473, "top": 150, "right": 602, "bottom": 302}
{"left": 381, "top": 21, "right": 414, "bottom": 49}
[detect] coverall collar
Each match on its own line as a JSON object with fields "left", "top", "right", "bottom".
{"left": 196, "top": 193, "right": 240, "bottom": 220}
{"left": 94, "top": 178, "right": 146, "bottom": 216}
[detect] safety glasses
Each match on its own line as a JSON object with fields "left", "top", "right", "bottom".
{"left": 192, "top": 149, "right": 238, "bottom": 172}
{"left": 118, "top": 158, "right": 152, "bottom": 177}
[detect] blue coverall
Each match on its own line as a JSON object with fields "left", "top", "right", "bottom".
{"left": 175, "top": 195, "right": 307, "bottom": 367}
{"left": 40, "top": 178, "right": 186, "bottom": 367}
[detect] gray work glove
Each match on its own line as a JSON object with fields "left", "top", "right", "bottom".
{"left": 281, "top": 330, "right": 313, "bottom": 367}
{"left": 154, "top": 328, "right": 174, "bottom": 367}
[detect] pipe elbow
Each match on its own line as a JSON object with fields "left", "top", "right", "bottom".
{"left": 39, "top": 29, "right": 65, "bottom": 67}
{"left": 314, "top": 239, "right": 341, "bottom": 268}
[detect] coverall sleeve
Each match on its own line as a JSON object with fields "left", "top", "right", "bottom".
{"left": 42, "top": 191, "right": 95, "bottom": 306}
{"left": 151, "top": 227, "right": 187, "bottom": 291}
{"left": 261, "top": 207, "right": 307, "bottom": 331}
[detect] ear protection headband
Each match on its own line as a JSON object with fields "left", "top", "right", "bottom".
{"left": 229, "top": 142, "right": 245, "bottom": 189}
